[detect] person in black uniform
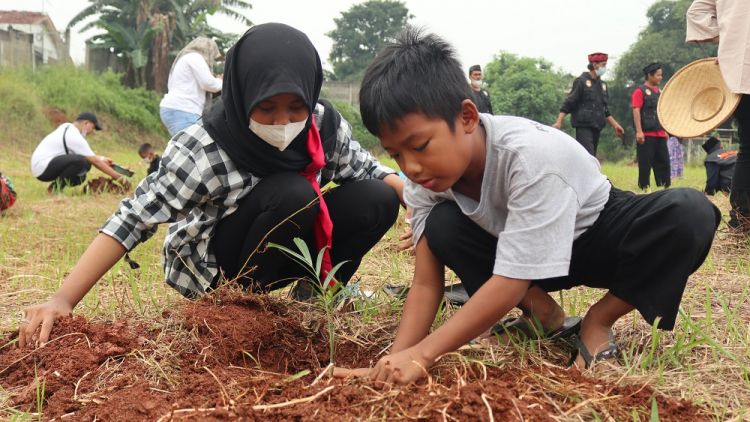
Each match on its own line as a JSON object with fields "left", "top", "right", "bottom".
{"left": 468, "top": 64, "right": 493, "bottom": 114}
{"left": 632, "top": 62, "right": 670, "bottom": 189}
{"left": 553, "top": 52, "right": 625, "bottom": 156}
{"left": 703, "top": 136, "right": 737, "bottom": 195}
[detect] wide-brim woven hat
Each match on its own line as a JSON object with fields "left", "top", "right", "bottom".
{"left": 658, "top": 58, "right": 741, "bottom": 138}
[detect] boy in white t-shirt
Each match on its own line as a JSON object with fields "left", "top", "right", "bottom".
{"left": 335, "top": 28, "right": 720, "bottom": 383}
{"left": 31, "top": 112, "right": 123, "bottom": 193}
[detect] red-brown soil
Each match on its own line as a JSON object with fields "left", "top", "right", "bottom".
{"left": 0, "top": 291, "right": 708, "bottom": 421}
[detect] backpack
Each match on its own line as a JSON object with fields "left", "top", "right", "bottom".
{"left": 0, "top": 173, "right": 17, "bottom": 212}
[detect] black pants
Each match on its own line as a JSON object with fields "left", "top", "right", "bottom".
{"left": 729, "top": 95, "right": 750, "bottom": 225}
{"left": 37, "top": 154, "right": 91, "bottom": 190}
{"left": 423, "top": 187, "right": 719, "bottom": 330}
{"left": 575, "top": 127, "right": 601, "bottom": 156}
{"left": 213, "top": 173, "right": 399, "bottom": 291}
{"left": 636, "top": 136, "right": 671, "bottom": 189}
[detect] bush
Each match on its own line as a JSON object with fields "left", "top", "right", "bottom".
{"left": 328, "top": 99, "right": 381, "bottom": 152}
{"left": 29, "top": 66, "right": 165, "bottom": 134}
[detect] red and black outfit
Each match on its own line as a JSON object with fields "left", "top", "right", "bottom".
{"left": 632, "top": 84, "right": 670, "bottom": 189}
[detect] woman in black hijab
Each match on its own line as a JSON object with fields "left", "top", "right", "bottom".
{"left": 18, "top": 23, "right": 404, "bottom": 348}
{"left": 203, "top": 23, "right": 404, "bottom": 295}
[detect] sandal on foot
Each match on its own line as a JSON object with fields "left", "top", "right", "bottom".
{"left": 490, "top": 316, "right": 582, "bottom": 341}
{"left": 383, "top": 283, "right": 470, "bottom": 306}
{"left": 568, "top": 330, "right": 619, "bottom": 369}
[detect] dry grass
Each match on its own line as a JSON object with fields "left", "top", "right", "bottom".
{"left": 2, "top": 141, "right": 749, "bottom": 420}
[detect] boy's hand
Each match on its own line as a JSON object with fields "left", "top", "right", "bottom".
{"left": 18, "top": 297, "right": 73, "bottom": 348}
{"left": 369, "top": 346, "right": 433, "bottom": 384}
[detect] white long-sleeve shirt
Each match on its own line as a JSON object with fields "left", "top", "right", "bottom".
{"left": 159, "top": 52, "right": 223, "bottom": 115}
{"left": 686, "top": 0, "right": 750, "bottom": 94}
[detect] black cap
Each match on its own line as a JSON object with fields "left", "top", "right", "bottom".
{"left": 643, "top": 62, "right": 661, "bottom": 76}
{"left": 76, "top": 112, "right": 102, "bottom": 130}
{"left": 468, "top": 64, "right": 481, "bottom": 75}
{"left": 702, "top": 136, "right": 720, "bottom": 153}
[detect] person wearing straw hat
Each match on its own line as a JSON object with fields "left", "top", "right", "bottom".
{"left": 632, "top": 62, "right": 670, "bottom": 190}
{"left": 159, "top": 37, "right": 223, "bottom": 136}
{"left": 686, "top": 0, "right": 750, "bottom": 229}
{"left": 553, "top": 52, "right": 625, "bottom": 157}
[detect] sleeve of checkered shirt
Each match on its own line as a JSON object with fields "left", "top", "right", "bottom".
{"left": 100, "top": 139, "right": 211, "bottom": 251}
{"left": 329, "top": 114, "right": 395, "bottom": 184}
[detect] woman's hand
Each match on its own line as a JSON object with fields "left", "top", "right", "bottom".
{"left": 18, "top": 296, "right": 73, "bottom": 348}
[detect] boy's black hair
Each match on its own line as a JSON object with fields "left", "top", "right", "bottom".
{"left": 138, "top": 143, "right": 154, "bottom": 155}
{"left": 359, "top": 26, "right": 472, "bottom": 137}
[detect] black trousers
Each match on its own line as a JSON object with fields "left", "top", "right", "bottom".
{"left": 423, "top": 187, "right": 719, "bottom": 330}
{"left": 636, "top": 136, "right": 671, "bottom": 189}
{"left": 37, "top": 154, "right": 91, "bottom": 190}
{"left": 574, "top": 127, "right": 601, "bottom": 156}
{"left": 729, "top": 95, "right": 750, "bottom": 224}
{"left": 213, "top": 173, "right": 399, "bottom": 291}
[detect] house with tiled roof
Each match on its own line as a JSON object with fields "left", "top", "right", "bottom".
{"left": 0, "top": 10, "right": 70, "bottom": 68}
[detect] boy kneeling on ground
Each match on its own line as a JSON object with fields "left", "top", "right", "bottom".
{"left": 336, "top": 28, "right": 720, "bottom": 383}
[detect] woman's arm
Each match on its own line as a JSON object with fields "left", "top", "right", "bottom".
{"left": 19, "top": 234, "right": 126, "bottom": 347}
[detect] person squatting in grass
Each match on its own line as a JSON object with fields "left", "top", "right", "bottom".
{"left": 30, "top": 112, "right": 126, "bottom": 194}
{"left": 335, "top": 28, "right": 719, "bottom": 383}
{"left": 17, "top": 23, "right": 404, "bottom": 348}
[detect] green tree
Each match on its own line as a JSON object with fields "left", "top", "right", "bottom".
{"left": 327, "top": 0, "right": 412, "bottom": 81}
{"left": 483, "top": 52, "right": 572, "bottom": 126}
{"left": 609, "top": 0, "right": 717, "bottom": 140}
{"left": 67, "top": 0, "right": 251, "bottom": 90}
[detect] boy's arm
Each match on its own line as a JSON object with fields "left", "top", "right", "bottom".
{"left": 369, "top": 274, "right": 530, "bottom": 384}
{"left": 389, "top": 237, "right": 446, "bottom": 353}
{"left": 19, "top": 234, "right": 126, "bottom": 347}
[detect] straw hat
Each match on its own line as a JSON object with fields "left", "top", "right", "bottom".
{"left": 658, "top": 58, "right": 741, "bottom": 138}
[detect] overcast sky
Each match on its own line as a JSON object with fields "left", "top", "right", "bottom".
{"left": 4, "top": 0, "right": 662, "bottom": 75}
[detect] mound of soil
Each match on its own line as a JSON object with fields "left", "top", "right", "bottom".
{"left": 0, "top": 291, "right": 707, "bottom": 421}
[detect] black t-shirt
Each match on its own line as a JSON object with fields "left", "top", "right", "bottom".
{"left": 471, "top": 89, "right": 494, "bottom": 114}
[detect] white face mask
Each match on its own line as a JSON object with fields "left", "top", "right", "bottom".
{"left": 470, "top": 78, "right": 483, "bottom": 88}
{"left": 249, "top": 119, "right": 307, "bottom": 151}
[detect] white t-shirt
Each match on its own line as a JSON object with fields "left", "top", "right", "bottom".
{"left": 31, "top": 123, "right": 96, "bottom": 177}
{"left": 405, "top": 114, "right": 611, "bottom": 281}
{"left": 159, "top": 52, "right": 223, "bottom": 115}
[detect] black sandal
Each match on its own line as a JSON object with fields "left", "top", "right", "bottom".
{"left": 490, "top": 316, "right": 582, "bottom": 341}
{"left": 568, "top": 330, "right": 619, "bottom": 369}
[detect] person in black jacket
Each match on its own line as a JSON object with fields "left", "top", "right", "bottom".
{"left": 468, "top": 65, "right": 493, "bottom": 114}
{"left": 703, "top": 136, "right": 737, "bottom": 195}
{"left": 138, "top": 143, "right": 161, "bottom": 175}
{"left": 553, "top": 52, "right": 625, "bottom": 156}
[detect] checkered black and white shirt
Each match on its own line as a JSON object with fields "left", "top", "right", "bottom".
{"left": 101, "top": 103, "right": 394, "bottom": 298}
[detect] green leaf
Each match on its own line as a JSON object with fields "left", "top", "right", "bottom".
{"left": 283, "top": 369, "right": 311, "bottom": 383}
{"left": 650, "top": 396, "right": 660, "bottom": 422}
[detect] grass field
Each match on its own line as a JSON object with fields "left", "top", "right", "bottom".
{"left": 1, "top": 134, "right": 749, "bottom": 420}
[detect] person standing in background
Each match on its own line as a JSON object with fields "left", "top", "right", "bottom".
{"left": 667, "top": 135, "right": 685, "bottom": 179}
{"left": 687, "top": 0, "right": 750, "bottom": 229}
{"left": 159, "top": 37, "right": 223, "bottom": 136}
{"left": 632, "top": 63, "right": 670, "bottom": 190}
{"left": 553, "top": 53, "right": 625, "bottom": 157}
{"left": 468, "top": 65, "right": 493, "bottom": 114}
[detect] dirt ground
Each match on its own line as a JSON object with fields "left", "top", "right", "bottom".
{"left": 0, "top": 290, "right": 707, "bottom": 421}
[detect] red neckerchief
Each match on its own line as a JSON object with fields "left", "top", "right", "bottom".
{"left": 301, "top": 119, "right": 334, "bottom": 286}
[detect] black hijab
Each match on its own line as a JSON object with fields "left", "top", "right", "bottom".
{"left": 203, "top": 23, "right": 323, "bottom": 177}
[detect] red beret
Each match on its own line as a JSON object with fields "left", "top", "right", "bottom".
{"left": 588, "top": 52, "right": 608, "bottom": 63}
